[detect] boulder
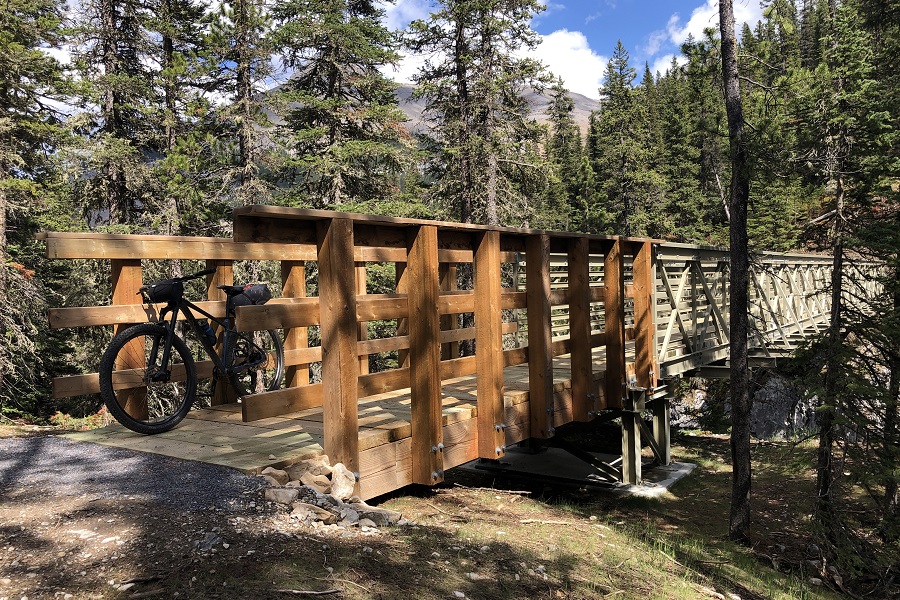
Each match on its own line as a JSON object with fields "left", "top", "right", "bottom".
{"left": 330, "top": 463, "right": 357, "bottom": 501}
{"left": 751, "top": 375, "right": 816, "bottom": 439}
{"left": 300, "top": 472, "right": 331, "bottom": 495}
{"left": 349, "top": 503, "right": 402, "bottom": 526}
{"left": 291, "top": 502, "right": 337, "bottom": 525}
{"left": 264, "top": 487, "right": 300, "bottom": 505}
{"left": 285, "top": 455, "right": 332, "bottom": 481}
{"left": 260, "top": 467, "right": 290, "bottom": 486}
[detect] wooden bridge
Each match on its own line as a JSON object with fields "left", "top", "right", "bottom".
{"left": 44, "top": 208, "right": 837, "bottom": 500}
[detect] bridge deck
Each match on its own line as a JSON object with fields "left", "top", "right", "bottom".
{"left": 66, "top": 347, "right": 622, "bottom": 499}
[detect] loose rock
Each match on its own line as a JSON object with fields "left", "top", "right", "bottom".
{"left": 264, "top": 487, "right": 300, "bottom": 505}
{"left": 260, "top": 467, "right": 290, "bottom": 486}
{"left": 300, "top": 472, "right": 331, "bottom": 495}
{"left": 330, "top": 463, "right": 356, "bottom": 501}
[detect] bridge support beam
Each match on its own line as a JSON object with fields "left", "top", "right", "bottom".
{"left": 621, "top": 387, "right": 646, "bottom": 485}
{"left": 653, "top": 383, "right": 672, "bottom": 467}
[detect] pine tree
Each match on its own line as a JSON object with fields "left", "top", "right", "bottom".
{"left": 272, "top": 0, "right": 411, "bottom": 209}
{"left": 207, "top": 0, "right": 276, "bottom": 207}
{"left": 405, "top": 0, "right": 550, "bottom": 226}
{"left": 67, "top": 0, "right": 160, "bottom": 228}
{"left": 0, "top": 0, "right": 68, "bottom": 416}
{"left": 544, "top": 78, "right": 581, "bottom": 229}
{"left": 588, "top": 41, "right": 662, "bottom": 237}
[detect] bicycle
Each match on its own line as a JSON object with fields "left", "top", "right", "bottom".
{"left": 99, "top": 267, "right": 285, "bottom": 434}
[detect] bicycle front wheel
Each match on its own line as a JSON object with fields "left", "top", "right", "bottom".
{"left": 99, "top": 323, "right": 196, "bottom": 434}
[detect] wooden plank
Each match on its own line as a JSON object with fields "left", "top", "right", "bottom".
{"left": 49, "top": 300, "right": 228, "bottom": 329}
{"left": 407, "top": 225, "right": 443, "bottom": 484}
{"left": 234, "top": 297, "right": 320, "bottom": 331}
{"left": 356, "top": 263, "right": 370, "bottom": 375}
{"left": 439, "top": 263, "right": 460, "bottom": 360}
{"left": 111, "top": 259, "right": 147, "bottom": 420}
{"left": 241, "top": 384, "right": 325, "bottom": 421}
{"left": 316, "top": 218, "right": 360, "bottom": 476}
{"left": 44, "top": 233, "right": 317, "bottom": 261}
{"left": 438, "top": 291, "right": 475, "bottom": 315}
{"left": 282, "top": 261, "right": 310, "bottom": 388}
{"left": 207, "top": 260, "right": 237, "bottom": 405}
{"left": 526, "top": 234, "right": 553, "bottom": 439}
{"left": 52, "top": 359, "right": 215, "bottom": 398}
{"left": 604, "top": 240, "right": 626, "bottom": 410}
{"left": 396, "top": 262, "right": 409, "bottom": 368}
{"left": 632, "top": 241, "right": 658, "bottom": 391}
{"left": 568, "top": 238, "right": 592, "bottom": 421}
{"left": 474, "top": 231, "right": 505, "bottom": 459}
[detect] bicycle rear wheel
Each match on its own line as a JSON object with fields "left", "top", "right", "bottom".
{"left": 99, "top": 323, "right": 196, "bottom": 434}
{"left": 231, "top": 330, "right": 284, "bottom": 395}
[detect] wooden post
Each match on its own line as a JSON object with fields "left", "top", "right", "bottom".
{"left": 317, "top": 218, "right": 360, "bottom": 477}
{"left": 439, "top": 263, "right": 459, "bottom": 360}
{"left": 111, "top": 259, "right": 147, "bottom": 420}
{"left": 568, "top": 237, "right": 592, "bottom": 421}
{"left": 526, "top": 234, "right": 553, "bottom": 439}
{"left": 604, "top": 240, "right": 626, "bottom": 410}
{"left": 281, "top": 261, "right": 309, "bottom": 388}
{"left": 654, "top": 381, "right": 673, "bottom": 466}
{"left": 396, "top": 262, "right": 409, "bottom": 368}
{"left": 407, "top": 225, "right": 444, "bottom": 484}
{"left": 207, "top": 260, "right": 236, "bottom": 405}
{"left": 355, "top": 263, "right": 369, "bottom": 375}
{"left": 622, "top": 391, "right": 646, "bottom": 485}
{"left": 632, "top": 241, "right": 658, "bottom": 391}
{"left": 475, "top": 231, "right": 506, "bottom": 459}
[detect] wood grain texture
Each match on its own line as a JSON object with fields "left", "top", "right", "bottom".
{"left": 207, "top": 260, "right": 236, "bottom": 405}
{"left": 526, "top": 234, "right": 553, "bottom": 439}
{"left": 604, "top": 240, "right": 626, "bottom": 410}
{"left": 316, "top": 218, "right": 360, "bottom": 475}
{"left": 111, "top": 259, "right": 147, "bottom": 420}
{"left": 568, "top": 238, "right": 593, "bottom": 421}
{"left": 632, "top": 241, "right": 658, "bottom": 391}
{"left": 407, "top": 225, "right": 444, "bottom": 484}
{"left": 282, "top": 261, "right": 310, "bottom": 388}
{"left": 474, "top": 231, "right": 505, "bottom": 459}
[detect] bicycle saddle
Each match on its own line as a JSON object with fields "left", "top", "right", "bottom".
{"left": 217, "top": 285, "right": 249, "bottom": 296}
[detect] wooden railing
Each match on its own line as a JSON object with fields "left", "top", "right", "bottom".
{"left": 41, "top": 207, "right": 845, "bottom": 490}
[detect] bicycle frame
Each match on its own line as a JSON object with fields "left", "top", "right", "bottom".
{"left": 155, "top": 297, "right": 250, "bottom": 396}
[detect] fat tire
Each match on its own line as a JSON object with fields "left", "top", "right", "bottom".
{"left": 99, "top": 323, "right": 196, "bottom": 434}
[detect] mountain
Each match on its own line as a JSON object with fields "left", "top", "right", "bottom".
{"left": 394, "top": 84, "right": 600, "bottom": 137}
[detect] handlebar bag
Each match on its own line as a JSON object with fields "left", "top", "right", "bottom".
{"left": 232, "top": 283, "right": 273, "bottom": 307}
{"left": 143, "top": 279, "right": 184, "bottom": 303}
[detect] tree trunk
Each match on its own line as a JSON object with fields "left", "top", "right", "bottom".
{"left": 882, "top": 236, "right": 899, "bottom": 541}
{"left": 816, "top": 179, "right": 843, "bottom": 543}
{"left": 0, "top": 183, "right": 6, "bottom": 401}
{"left": 454, "top": 17, "right": 472, "bottom": 224}
{"left": 719, "top": 0, "right": 753, "bottom": 544}
{"left": 235, "top": 0, "right": 254, "bottom": 190}
{"left": 101, "top": 0, "right": 125, "bottom": 225}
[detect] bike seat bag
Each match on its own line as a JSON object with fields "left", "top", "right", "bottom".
{"left": 231, "top": 283, "right": 273, "bottom": 307}
{"left": 142, "top": 279, "right": 184, "bottom": 303}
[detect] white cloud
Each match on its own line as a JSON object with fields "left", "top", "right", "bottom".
{"left": 649, "top": 53, "right": 687, "bottom": 78}
{"left": 525, "top": 29, "right": 607, "bottom": 99}
{"left": 666, "top": 0, "right": 764, "bottom": 45}
{"left": 380, "top": 0, "right": 431, "bottom": 32}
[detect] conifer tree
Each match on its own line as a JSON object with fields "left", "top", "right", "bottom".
{"left": 272, "top": 0, "right": 411, "bottom": 209}
{"left": 405, "top": 0, "right": 549, "bottom": 226}
{"left": 0, "top": 0, "right": 67, "bottom": 415}
{"left": 207, "top": 0, "right": 276, "bottom": 207}
{"left": 545, "top": 78, "right": 581, "bottom": 229}
{"left": 68, "top": 0, "right": 157, "bottom": 227}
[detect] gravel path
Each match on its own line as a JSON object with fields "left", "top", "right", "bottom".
{"left": 0, "top": 436, "right": 264, "bottom": 511}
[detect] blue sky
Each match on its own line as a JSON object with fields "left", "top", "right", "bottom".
{"left": 382, "top": 0, "right": 764, "bottom": 99}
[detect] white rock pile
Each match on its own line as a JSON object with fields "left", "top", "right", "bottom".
{"left": 258, "top": 455, "right": 402, "bottom": 529}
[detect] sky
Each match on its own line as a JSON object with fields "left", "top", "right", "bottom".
{"left": 380, "top": 0, "right": 765, "bottom": 99}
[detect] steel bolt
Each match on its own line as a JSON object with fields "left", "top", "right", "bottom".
{"left": 432, "top": 471, "right": 439, "bottom": 480}
{"left": 437, "top": 443, "right": 444, "bottom": 451}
